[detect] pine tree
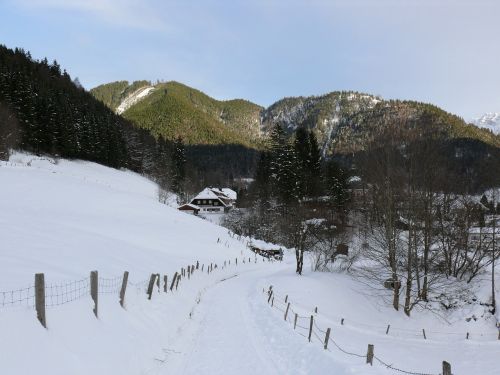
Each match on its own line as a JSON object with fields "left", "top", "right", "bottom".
{"left": 170, "top": 136, "right": 186, "bottom": 198}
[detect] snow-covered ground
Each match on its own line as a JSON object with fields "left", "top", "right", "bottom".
{"left": 1, "top": 153, "right": 499, "bottom": 374}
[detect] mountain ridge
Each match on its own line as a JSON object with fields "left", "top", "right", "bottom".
{"left": 91, "top": 80, "right": 500, "bottom": 153}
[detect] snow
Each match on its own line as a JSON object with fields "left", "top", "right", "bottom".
{"left": 116, "top": 86, "right": 155, "bottom": 114}
{"left": 1, "top": 152, "right": 499, "bottom": 375}
{"left": 220, "top": 188, "right": 237, "bottom": 200}
{"left": 192, "top": 187, "right": 224, "bottom": 201}
{"left": 472, "top": 112, "right": 500, "bottom": 135}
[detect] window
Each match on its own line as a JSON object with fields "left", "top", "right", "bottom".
{"left": 214, "top": 201, "right": 219, "bottom": 206}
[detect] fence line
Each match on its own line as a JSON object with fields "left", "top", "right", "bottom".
{"left": 0, "top": 254, "right": 271, "bottom": 331}
{"left": 266, "top": 286, "right": 449, "bottom": 375}
{"left": 271, "top": 289, "right": 499, "bottom": 342}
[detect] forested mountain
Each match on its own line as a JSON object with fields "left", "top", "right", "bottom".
{"left": 0, "top": 45, "right": 258, "bottom": 196}
{"left": 261, "top": 92, "right": 500, "bottom": 155}
{"left": 91, "top": 80, "right": 263, "bottom": 147}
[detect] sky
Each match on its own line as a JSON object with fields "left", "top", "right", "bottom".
{"left": 1, "top": 0, "right": 499, "bottom": 119}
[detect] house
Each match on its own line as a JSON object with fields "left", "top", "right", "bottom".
{"left": 185, "top": 187, "right": 237, "bottom": 214}
{"left": 469, "top": 227, "right": 500, "bottom": 246}
{"left": 177, "top": 203, "right": 200, "bottom": 215}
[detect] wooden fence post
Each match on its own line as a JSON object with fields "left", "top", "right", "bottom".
{"left": 422, "top": 329, "right": 427, "bottom": 339}
{"left": 170, "top": 272, "right": 178, "bottom": 291}
{"left": 271, "top": 297, "right": 274, "bottom": 307}
{"left": 196, "top": 261, "right": 199, "bottom": 269}
{"left": 314, "top": 306, "right": 318, "bottom": 313}
{"left": 163, "top": 275, "right": 168, "bottom": 293}
{"left": 442, "top": 361, "right": 451, "bottom": 375}
{"left": 324, "top": 328, "right": 331, "bottom": 350}
{"left": 202, "top": 264, "right": 204, "bottom": 271}
{"left": 147, "top": 273, "right": 156, "bottom": 300}
{"left": 308, "top": 315, "right": 314, "bottom": 342}
{"left": 35, "top": 273, "right": 46, "bottom": 328}
{"left": 119, "top": 271, "right": 129, "bottom": 308}
{"left": 284, "top": 302, "right": 290, "bottom": 321}
{"left": 386, "top": 324, "right": 390, "bottom": 334}
{"left": 155, "top": 273, "right": 160, "bottom": 291}
{"left": 268, "top": 290, "right": 273, "bottom": 303}
{"left": 366, "top": 344, "right": 374, "bottom": 365}
{"left": 341, "top": 318, "right": 344, "bottom": 325}
{"left": 90, "top": 270, "right": 98, "bottom": 318}
{"left": 285, "top": 295, "right": 288, "bottom": 303}
{"left": 175, "top": 274, "right": 181, "bottom": 290}
{"left": 188, "top": 267, "right": 191, "bottom": 279}
{"left": 236, "top": 258, "right": 238, "bottom": 265}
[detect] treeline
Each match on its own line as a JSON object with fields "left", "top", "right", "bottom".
{"left": 0, "top": 45, "right": 128, "bottom": 167}
{"left": 225, "top": 124, "right": 350, "bottom": 274}
{"left": 0, "top": 45, "right": 258, "bottom": 198}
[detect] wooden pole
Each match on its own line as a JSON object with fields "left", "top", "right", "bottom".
{"left": 308, "top": 315, "right": 314, "bottom": 342}
{"left": 366, "top": 344, "right": 374, "bottom": 365}
{"left": 442, "top": 361, "right": 451, "bottom": 375}
{"left": 268, "top": 290, "right": 273, "bottom": 303}
{"left": 314, "top": 306, "right": 318, "bottom": 313}
{"left": 284, "top": 302, "right": 290, "bottom": 321}
{"left": 170, "top": 272, "right": 178, "bottom": 291}
{"left": 35, "top": 273, "right": 46, "bottom": 328}
{"left": 285, "top": 295, "right": 288, "bottom": 303}
{"left": 386, "top": 324, "right": 390, "bottom": 334}
{"left": 196, "top": 261, "right": 199, "bottom": 269}
{"left": 163, "top": 275, "right": 168, "bottom": 293}
{"left": 90, "top": 270, "right": 98, "bottom": 318}
{"left": 147, "top": 273, "right": 156, "bottom": 300}
{"left": 341, "top": 318, "right": 344, "bottom": 325}
{"left": 119, "top": 271, "right": 129, "bottom": 308}
{"left": 294, "top": 313, "right": 298, "bottom": 329}
{"left": 271, "top": 297, "right": 274, "bottom": 307}
{"left": 155, "top": 273, "right": 160, "bottom": 291}
{"left": 324, "top": 328, "right": 331, "bottom": 350}
{"left": 175, "top": 274, "right": 181, "bottom": 290}
{"left": 422, "top": 329, "right": 427, "bottom": 339}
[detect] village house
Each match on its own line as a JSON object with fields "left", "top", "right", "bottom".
{"left": 469, "top": 227, "right": 500, "bottom": 247}
{"left": 178, "top": 187, "right": 237, "bottom": 214}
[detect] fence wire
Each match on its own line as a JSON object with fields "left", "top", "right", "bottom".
{"left": 266, "top": 287, "right": 443, "bottom": 375}
{"left": 0, "top": 286, "right": 35, "bottom": 308}
{"left": 45, "top": 278, "right": 90, "bottom": 308}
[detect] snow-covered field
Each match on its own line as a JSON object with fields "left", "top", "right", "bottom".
{"left": 1, "top": 153, "right": 498, "bottom": 375}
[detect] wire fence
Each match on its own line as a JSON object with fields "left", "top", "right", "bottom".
{"left": 0, "top": 285, "right": 35, "bottom": 308}
{"left": 0, "top": 254, "right": 269, "bottom": 312}
{"left": 266, "top": 287, "right": 453, "bottom": 375}
{"left": 270, "top": 289, "right": 499, "bottom": 342}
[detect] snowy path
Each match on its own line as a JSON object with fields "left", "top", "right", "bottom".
{"left": 159, "top": 264, "right": 364, "bottom": 375}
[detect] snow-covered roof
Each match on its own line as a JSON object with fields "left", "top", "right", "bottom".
{"left": 193, "top": 188, "right": 222, "bottom": 201}
{"left": 178, "top": 203, "right": 200, "bottom": 210}
{"left": 249, "top": 239, "right": 283, "bottom": 251}
{"left": 221, "top": 188, "right": 237, "bottom": 200}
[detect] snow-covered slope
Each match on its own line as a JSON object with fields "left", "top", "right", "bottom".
{"left": 1, "top": 153, "right": 498, "bottom": 375}
{"left": 472, "top": 112, "right": 500, "bottom": 135}
{"left": 116, "top": 86, "right": 155, "bottom": 114}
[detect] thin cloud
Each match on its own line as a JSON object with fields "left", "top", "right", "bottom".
{"left": 15, "top": 0, "right": 168, "bottom": 31}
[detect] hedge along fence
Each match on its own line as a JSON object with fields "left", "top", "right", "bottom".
{"left": 265, "top": 286, "right": 457, "bottom": 375}
{"left": 0, "top": 254, "right": 273, "bottom": 328}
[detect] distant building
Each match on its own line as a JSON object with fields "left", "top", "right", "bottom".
{"left": 177, "top": 203, "right": 200, "bottom": 215}
{"left": 469, "top": 227, "right": 500, "bottom": 246}
{"left": 178, "top": 187, "right": 237, "bottom": 214}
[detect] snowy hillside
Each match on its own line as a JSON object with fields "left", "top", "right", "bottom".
{"left": 0, "top": 153, "right": 499, "bottom": 375}
{"left": 116, "top": 85, "right": 155, "bottom": 114}
{"left": 472, "top": 112, "right": 500, "bottom": 135}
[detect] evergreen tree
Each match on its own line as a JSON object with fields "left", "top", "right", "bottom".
{"left": 170, "top": 136, "right": 186, "bottom": 198}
